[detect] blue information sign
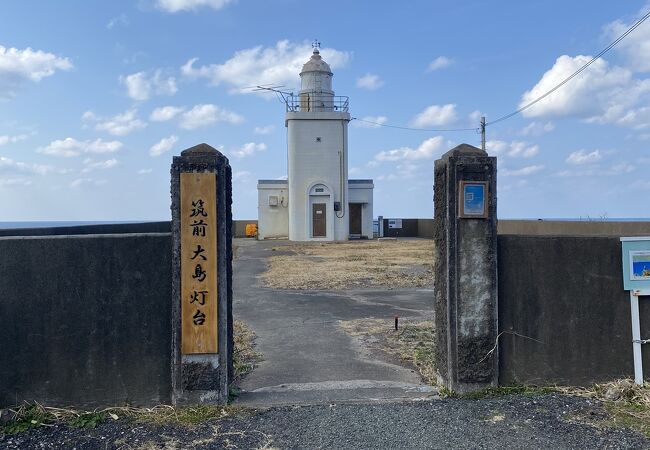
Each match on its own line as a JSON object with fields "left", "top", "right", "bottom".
{"left": 460, "top": 182, "right": 487, "bottom": 218}
{"left": 621, "top": 237, "right": 650, "bottom": 295}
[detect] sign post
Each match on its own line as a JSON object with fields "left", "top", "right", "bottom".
{"left": 171, "top": 144, "right": 233, "bottom": 404}
{"left": 620, "top": 237, "right": 650, "bottom": 385}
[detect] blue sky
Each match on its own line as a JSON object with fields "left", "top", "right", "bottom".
{"left": 1, "top": 0, "right": 649, "bottom": 221}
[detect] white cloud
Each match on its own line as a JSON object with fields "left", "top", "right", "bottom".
{"left": 155, "top": 0, "right": 235, "bottom": 13}
{"left": 179, "top": 104, "right": 244, "bottom": 129}
{"left": 356, "top": 73, "right": 384, "bottom": 90}
{"left": 0, "top": 45, "right": 72, "bottom": 99}
{"left": 556, "top": 162, "right": 635, "bottom": 177}
{"left": 106, "top": 14, "right": 129, "bottom": 29}
{"left": 352, "top": 116, "right": 388, "bottom": 128}
{"left": 374, "top": 136, "right": 446, "bottom": 162}
{"left": 149, "top": 135, "right": 179, "bottom": 156}
{"left": 486, "top": 140, "right": 539, "bottom": 158}
{"left": 39, "top": 138, "right": 122, "bottom": 157}
{"left": 501, "top": 165, "right": 545, "bottom": 176}
{"left": 231, "top": 142, "right": 266, "bottom": 158}
{"left": 0, "top": 133, "right": 28, "bottom": 146}
{"left": 0, "top": 178, "right": 32, "bottom": 188}
{"left": 604, "top": 4, "right": 650, "bottom": 72}
{"left": 427, "top": 56, "right": 453, "bottom": 72}
{"left": 137, "top": 168, "right": 153, "bottom": 174}
{"left": 120, "top": 70, "right": 177, "bottom": 101}
{"left": 0, "top": 156, "right": 56, "bottom": 175}
{"left": 411, "top": 104, "right": 457, "bottom": 127}
{"left": 566, "top": 149, "right": 603, "bottom": 165}
{"left": 519, "top": 55, "right": 650, "bottom": 125}
{"left": 520, "top": 121, "right": 555, "bottom": 136}
{"left": 181, "top": 40, "right": 351, "bottom": 95}
{"left": 81, "top": 158, "right": 120, "bottom": 173}
{"left": 84, "top": 109, "right": 147, "bottom": 136}
{"left": 468, "top": 110, "right": 483, "bottom": 124}
{"left": 254, "top": 125, "right": 274, "bottom": 135}
{"left": 69, "top": 178, "right": 107, "bottom": 189}
{"left": 233, "top": 170, "right": 251, "bottom": 181}
{"left": 150, "top": 106, "right": 184, "bottom": 122}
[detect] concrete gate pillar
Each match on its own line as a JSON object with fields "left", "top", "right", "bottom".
{"left": 433, "top": 143, "right": 497, "bottom": 393}
{"left": 170, "top": 143, "right": 233, "bottom": 404}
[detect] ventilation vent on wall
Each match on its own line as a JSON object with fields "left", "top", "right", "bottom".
{"left": 268, "top": 195, "right": 279, "bottom": 206}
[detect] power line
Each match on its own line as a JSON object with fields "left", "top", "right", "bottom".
{"left": 351, "top": 116, "right": 479, "bottom": 133}
{"left": 487, "top": 9, "right": 650, "bottom": 126}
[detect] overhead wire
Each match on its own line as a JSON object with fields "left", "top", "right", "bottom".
{"left": 486, "top": 9, "right": 650, "bottom": 126}
{"left": 350, "top": 116, "right": 479, "bottom": 133}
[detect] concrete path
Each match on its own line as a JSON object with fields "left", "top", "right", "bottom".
{"left": 232, "top": 238, "right": 436, "bottom": 407}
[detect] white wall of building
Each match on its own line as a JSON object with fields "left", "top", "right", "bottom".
{"left": 257, "top": 180, "right": 289, "bottom": 239}
{"left": 348, "top": 180, "right": 374, "bottom": 239}
{"left": 287, "top": 111, "right": 349, "bottom": 241}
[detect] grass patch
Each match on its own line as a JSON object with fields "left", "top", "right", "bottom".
{"left": 339, "top": 318, "right": 436, "bottom": 384}
{"left": 558, "top": 379, "right": 650, "bottom": 436}
{"left": 233, "top": 319, "right": 263, "bottom": 381}
{"left": 261, "top": 239, "right": 434, "bottom": 290}
{"left": 1, "top": 402, "right": 250, "bottom": 435}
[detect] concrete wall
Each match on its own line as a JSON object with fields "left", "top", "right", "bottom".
{"left": 257, "top": 180, "right": 289, "bottom": 239}
{"left": 0, "top": 221, "right": 171, "bottom": 237}
{"left": 498, "top": 235, "right": 650, "bottom": 386}
{"left": 498, "top": 220, "right": 650, "bottom": 236}
{"left": 233, "top": 220, "right": 258, "bottom": 238}
{"left": 0, "top": 233, "right": 172, "bottom": 408}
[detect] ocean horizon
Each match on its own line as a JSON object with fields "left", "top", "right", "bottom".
{"left": 0, "top": 217, "right": 649, "bottom": 230}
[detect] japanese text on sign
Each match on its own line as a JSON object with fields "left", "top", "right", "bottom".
{"left": 180, "top": 173, "right": 218, "bottom": 354}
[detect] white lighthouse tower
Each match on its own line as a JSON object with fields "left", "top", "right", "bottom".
{"left": 287, "top": 43, "right": 349, "bottom": 241}
{"left": 257, "top": 43, "right": 373, "bottom": 241}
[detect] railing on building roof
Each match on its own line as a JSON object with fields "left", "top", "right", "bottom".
{"left": 286, "top": 94, "right": 349, "bottom": 113}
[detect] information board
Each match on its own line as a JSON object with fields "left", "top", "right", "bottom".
{"left": 621, "top": 237, "right": 650, "bottom": 295}
{"left": 181, "top": 172, "right": 218, "bottom": 354}
{"left": 388, "top": 219, "right": 402, "bottom": 229}
{"left": 459, "top": 181, "right": 488, "bottom": 219}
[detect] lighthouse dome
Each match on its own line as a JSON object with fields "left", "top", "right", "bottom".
{"left": 300, "top": 48, "right": 333, "bottom": 76}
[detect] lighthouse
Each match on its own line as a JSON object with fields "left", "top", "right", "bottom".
{"left": 257, "top": 44, "right": 374, "bottom": 241}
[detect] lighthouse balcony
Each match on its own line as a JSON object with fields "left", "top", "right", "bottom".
{"left": 286, "top": 94, "right": 349, "bottom": 113}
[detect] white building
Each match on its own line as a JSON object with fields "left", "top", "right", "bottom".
{"left": 257, "top": 46, "right": 373, "bottom": 241}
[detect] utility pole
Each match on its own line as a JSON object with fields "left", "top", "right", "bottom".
{"left": 480, "top": 116, "right": 486, "bottom": 151}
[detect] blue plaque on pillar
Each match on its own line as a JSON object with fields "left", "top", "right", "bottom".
{"left": 621, "top": 237, "right": 650, "bottom": 295}
{"left": 459, "top": 181, "right": 488, "bottom": 218}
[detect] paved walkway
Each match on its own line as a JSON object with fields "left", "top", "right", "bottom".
{"left": 232, "top": 238, "right": 436, "bottom": 406}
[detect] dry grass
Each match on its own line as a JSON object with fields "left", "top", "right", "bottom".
{"left": 558, "top": 379, "right": 650, "bottom": 435}
{"left": 339, "top": 318, "right": 436, "bottom": 384}
{"left": 260, "top": 239, "right": 434, "bottom": 290}
{"left": 233, "top": 320, "right": 262, "bottom": 381}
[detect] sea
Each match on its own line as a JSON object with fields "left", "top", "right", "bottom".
{"left": 0, "top": 218, "right": 648, "bottom": 230}
{"left": 0, "top": 221, "right": 155, "bottom": 229}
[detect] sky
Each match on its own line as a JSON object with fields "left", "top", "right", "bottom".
{"left": 1, "top": 0, "right": 649, "bottom": 221}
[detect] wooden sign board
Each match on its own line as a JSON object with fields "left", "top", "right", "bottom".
{"left": 180, "top": 172, "right": 218, "bottom": 354}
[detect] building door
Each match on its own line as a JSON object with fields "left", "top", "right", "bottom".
{"left": 312, "top": 203, "right": 326, "bottom": 237}
{"left": 349, "top": 203, "right": 362, "bottom": 236}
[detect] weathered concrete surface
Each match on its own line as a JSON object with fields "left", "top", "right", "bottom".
{"left": 233, "top": 239, "right": 435, "bottom": 406}
{"left": 498, "top": 220, "right": 650, "bottom": 236}
{"left": 499, "top": 235, "right": 650, "bottom": 386}
{"left": 433, "top": 143, "right": 498, "bottom": 393}
{"left": 0, "top": 233, "right": 173, "bottom": 408}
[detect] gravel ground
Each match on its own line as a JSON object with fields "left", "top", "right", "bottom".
{"left": 2, "top": 395, "right": 649, "bottom": 449}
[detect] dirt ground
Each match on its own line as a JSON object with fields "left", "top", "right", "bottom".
{"left": 259, "top": 239, "right": 434, "bottom": 290}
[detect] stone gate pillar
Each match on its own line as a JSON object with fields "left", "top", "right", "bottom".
{"left": 171, "top": 143, "right": 233, "bottom": 404}
{"left": 433, "top": 144, "right": 497, "bottom": 393}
